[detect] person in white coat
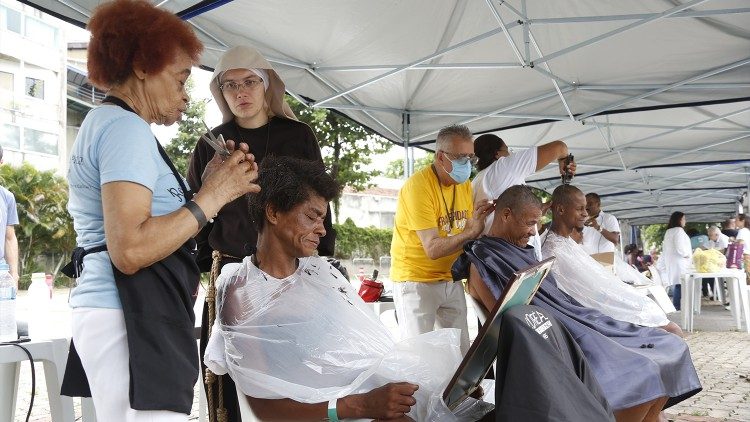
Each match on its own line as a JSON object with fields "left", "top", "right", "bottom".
{"left": 657, "top": 212, "right": 692, "bottom": 310}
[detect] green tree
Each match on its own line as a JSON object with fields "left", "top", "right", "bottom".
{"left": 0, "top": 163, "right": 76, "bottom": 287}
{"left": 642, "top": 221, "right": 712, "bottom": 251}
{"left": 286, "top": 96, "right": 392, "bottom": 220}
{"left": 165, "top": 77, "right": 206, "bottom": 177}
{"left": 384, "top": 154, "right": 434, "bottom": 179}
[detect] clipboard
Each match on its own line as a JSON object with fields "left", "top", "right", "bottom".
{"left": 442, "top": 256, "right": 556, "bottom": 410}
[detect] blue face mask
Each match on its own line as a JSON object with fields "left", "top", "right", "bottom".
{"left": 446, "top": 159, "right": 472, "bottom": 183}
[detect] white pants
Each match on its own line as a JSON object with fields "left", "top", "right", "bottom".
{"left": 393, "top": 281, "right": 469, "bottom": 354}
{"left": 72, "top": 308, "right": 188, "bottom": 422}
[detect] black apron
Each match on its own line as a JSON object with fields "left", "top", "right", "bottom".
{"left": 61, "top": 96, "right": 200, "bottom": 414}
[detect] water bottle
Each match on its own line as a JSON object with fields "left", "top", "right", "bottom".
{"left": 27, "top": 272, "right": 52, "bottom": 340}
{"left": 0, "top": 263, "right": 17, "bottom": 342}
{"left": 45, "top": 273, "right": 54, "bottom": 299}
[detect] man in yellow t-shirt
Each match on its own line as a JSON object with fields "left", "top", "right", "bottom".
{"left": 390, "top": 124, "right": 493, "bottom": 353}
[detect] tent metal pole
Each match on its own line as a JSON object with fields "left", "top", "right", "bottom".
{"left": 528, "top": 31, "right": 574, "bottom": 120}
{"left": 315, "top": 63, "right": 521, "bottom": 72}
{"left": 531, "top": 66, "right": 575, "bottom": 87}
{"left": 522, "top": 0, "right": 530, "bottom": 64}
{"left": 403, "top": 113, "right": 412, "bottom": 178}
{"left": 638, "top": 133, "right": 750, "bottom": 167}
{"left": 578, "top": 105, "right": 750, "bottom": 163}
{"left": 532, "top": 0, "right": 710, "bottom": 66}
{"left": 312, "top": 25, "right": 517, "bottom": 107}
{"left": 500, "top": 0, "right": 527, "bottom": 20}
{"left": 578, "top": 57, "right": 750, "bottom": 120}
{"left": 303, "top": 69, "right": 403, "bottom": 142}
{"left": 486, "top": 0, "right": 525, "bottom": 66}
{"left": 528, "top": 8, "right": 750, "bottom": 25}
{"left": 410, "top": 87, "right": 571, "bottom": 142}
{"left": 588, "top": 122, "right": 750, "bottom": 132}
{"left": 577, "top": 83, "right": 750, "bottom": 91}
{"left": 313, "top": 103, "right": 567, "bottom": 120}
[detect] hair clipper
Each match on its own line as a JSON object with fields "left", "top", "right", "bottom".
{"left": 561, "top": 154, "right": 574, "bottom": 185}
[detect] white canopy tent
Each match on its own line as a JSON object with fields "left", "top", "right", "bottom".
{"left": 21, "top": 0, "right": 750, "bottom": 225}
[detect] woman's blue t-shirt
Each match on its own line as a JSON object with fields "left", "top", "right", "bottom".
{"left": 67, "top": 105, "right": 188, "bottom": 309}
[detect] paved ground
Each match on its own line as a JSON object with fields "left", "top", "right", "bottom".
{"left": 6, "top": 290, "right": 750, "bottom": 421}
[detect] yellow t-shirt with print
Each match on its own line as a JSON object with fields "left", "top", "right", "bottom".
{"left": 390, "top": 165, "right": 473, "bottom": 282}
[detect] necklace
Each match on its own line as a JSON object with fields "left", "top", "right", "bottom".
{"left": 431, "top": 164, "right": 456, "bottom": 232}
{"left": 234, "top": 117, "right": 272, "bottom": 159}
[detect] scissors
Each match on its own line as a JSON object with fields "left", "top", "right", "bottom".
{"left": 201, "top": 120, "right": 231, "bottom": 158}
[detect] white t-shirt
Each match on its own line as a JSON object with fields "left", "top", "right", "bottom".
{"left": 736, "top": 227, "right": 750, "bottom": 255}
{"left": 708, "top": 232, "right": 729, "bottom": 251}
{"left": 582, "top": 211, "right": 620, "bottom": 254}
{"left": 476, "top": 147, "right": 538, "bottom": 234}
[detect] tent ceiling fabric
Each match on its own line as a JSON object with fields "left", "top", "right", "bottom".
{"left": 22, "top": 0, "right": 750, "bottom": 224}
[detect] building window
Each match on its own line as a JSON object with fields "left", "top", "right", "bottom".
{"left": 25, "top": 16, "right": 57, "bottom": 46}
{"left": 25, "top": 77, "right": 44, "bottom": 99}
{"left": 24, "top": 128, "right": 57, "bottom": 155}
{"left": 0, "top": 71, "right": 13, "bottom": 93}
{"left": 1, "top": 124, "right": 20, "bottom": 149}
{"left": 0, "top": 6, "right": 22, "bottom": 34}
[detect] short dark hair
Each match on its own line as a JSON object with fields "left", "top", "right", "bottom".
{"left": 667, "top": 211, "right": 685, "bottom": 229}
{"left": 585, "top": 192, "right": 601, "bottom": 204}
{"left": 474, "top": 134, "right": 505, "bottom": 171}
{"left": 495, "top": 185, "right": 541, "bottom": 215}
{"left": 739, "top": 214, "right": 747, "bottom": 223}
{"left": 551, "top": 184, "right": 583, "bottom": 209}
{"left": 624, "top": 244, "right": 638, "bottom": 254}
{"left": 248, "top": 156, "right": 340, "bottom": 232}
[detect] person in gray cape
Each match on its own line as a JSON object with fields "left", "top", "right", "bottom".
{"left": 454, "top": 185, "right": 701, "bottom": 422}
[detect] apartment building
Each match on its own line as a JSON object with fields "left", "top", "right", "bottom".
{"left": 0, "top": 0, "right": 67, "bottom": 172}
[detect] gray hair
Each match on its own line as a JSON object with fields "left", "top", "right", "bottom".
{"left": 495, "top": 185, "right": 542, "bottom": 214}
{"left": 708, "top": 225, "right": 721, "bottom": 234}
{"left": 435, "top": 124, "right": 473, "bottom": 151}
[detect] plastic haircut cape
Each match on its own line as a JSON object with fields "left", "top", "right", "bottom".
{"left": 203, "top": 256, "right": 491, "bottom": 421}
{"left": 541, "top": 231, "right": 669, "bottom": 327}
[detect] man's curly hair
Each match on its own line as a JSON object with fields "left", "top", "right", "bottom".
{"left": 248, "top": 156, "right": 341, "bottom": 232}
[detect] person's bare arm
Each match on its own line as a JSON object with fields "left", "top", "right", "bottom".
{"left": 5, "top": 225, "right": 18, "bottom": 285}
{"left": 416, "top": 201, "right": 494, "bottom": 260}
{"left": 103, "top": 150, "right": 258, "bottom": 275}
{"left": 601, "top": 229, "right": 620, "bottom": 245}
{"left": 248, "top": 382, "right": 419, "bottom": 421}
{"left": 536, "top": 140, "right": 576, "bottom": 177}
{"left": 585, "top": 218, "right": 620, "bottom": 246}
{"left": 468, "top": 263, "right": 497, "bottom": 315}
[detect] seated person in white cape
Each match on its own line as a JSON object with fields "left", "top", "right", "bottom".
{"left": 540, "top": 185, "right": 682, "bottom": 337}
{"left": 205, "top": 156, "right": 615, "bottom": 421}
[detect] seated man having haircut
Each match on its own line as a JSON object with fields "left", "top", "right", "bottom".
{"left": 541, "top": 185, "right": 682, "bottom": 336}
{"left": 205, "top": 157, "right": 615, "bottom": 421}
{"left": 455, "top": 185, "right": 701, "bottom": 422}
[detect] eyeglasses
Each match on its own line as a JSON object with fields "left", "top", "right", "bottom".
{"left": 219, "top": 78, "right": 264, "bottom": 93}
{"left": 441, "top": 150, "right": 478, "bottom": 166}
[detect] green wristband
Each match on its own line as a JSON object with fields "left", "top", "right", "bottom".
{"left": 327, "top": 398, "right": 339, "bottom": 422}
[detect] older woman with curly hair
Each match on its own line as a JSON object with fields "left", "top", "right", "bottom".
{"left": 60, "top": 1, "right": 260, "bottom": 419}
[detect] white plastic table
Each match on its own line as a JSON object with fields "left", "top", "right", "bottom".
{"left": 367, "top": 300, "right": 396, "bottom": 318}
{"left": 681, "top": 269, "right": 748, "bottom": 333}
{"left": 0, "top": 337, "right": 74, "bottom": 422}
